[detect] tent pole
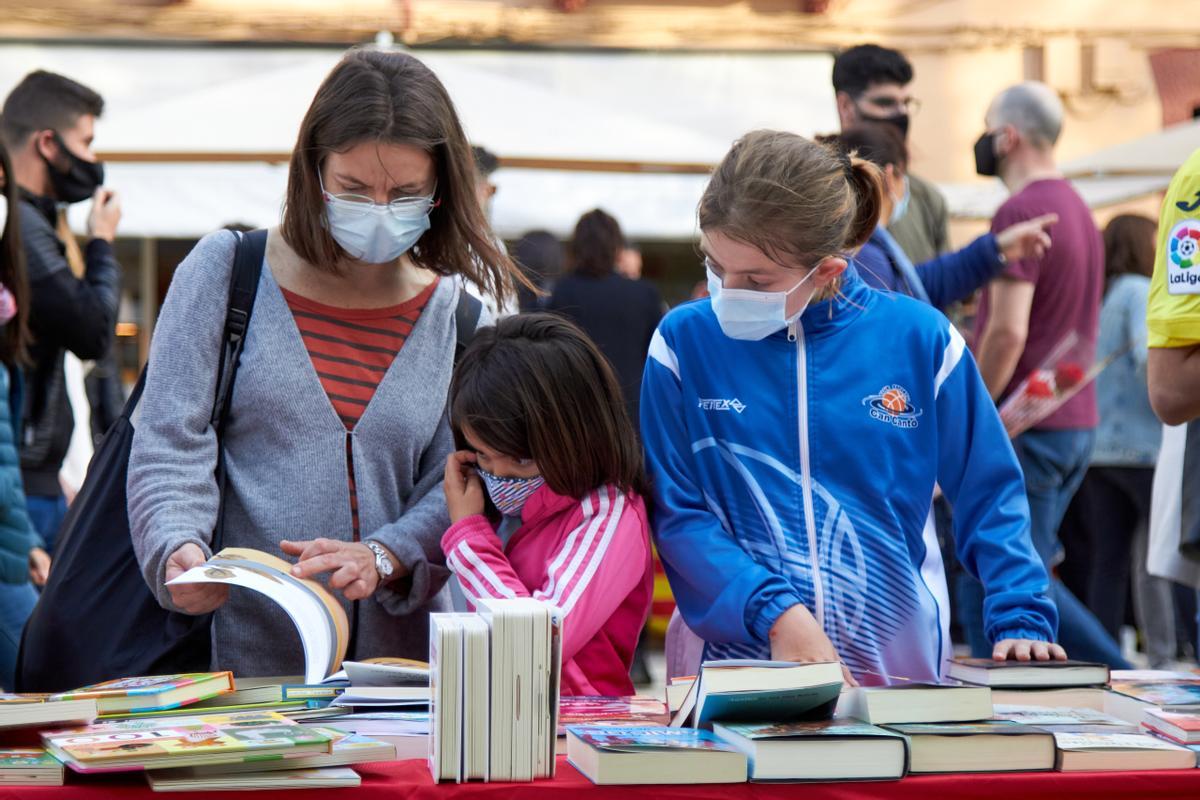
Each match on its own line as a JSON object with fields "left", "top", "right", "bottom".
{"left": 139, "top": 237, "right": 157, "bottom": 369}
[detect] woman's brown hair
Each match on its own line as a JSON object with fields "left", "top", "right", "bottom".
{"left": 281, "top": 47, "right": 525, "bottom": 306}
{"left": 450, "top": 313, "right": 647, "bottom": 500}
{"left": 571, "top": 208, "right": 623, "bottom": 278}
{"left": 699, "top": 129, "right": 883, "bottom": 267}
{"left": 0, "top": 141, "right": 30, "bottom": 366}
{"left": 1103, "top": 213, "right": 1157, "bottom": 291}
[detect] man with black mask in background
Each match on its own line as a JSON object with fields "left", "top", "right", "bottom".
{"left": 833, "top": 44, "right": 950, "bottom": 265}
{"left": 1, "top": 71, "right": 121, "bottom": 552}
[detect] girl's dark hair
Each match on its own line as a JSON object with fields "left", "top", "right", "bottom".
{"left": 570, "top": 209, "right": 623, "bottom": 278}
{"left": 450, "top": 313, "right": 647, "bottom": 500}
{"left": 281, "top": 47, "right": 527, "bottom": 306}
{"left": 823, "top": 122, "right": 909, "bottom": 173}
{"left": 0, "top": 141, "right": 30, "bottom": 365}
{"left": 1103, "top": 213, "right": 1157, "bottom": 290}
{"left": 700, "top": 129, "right": 882, "bottom": 266}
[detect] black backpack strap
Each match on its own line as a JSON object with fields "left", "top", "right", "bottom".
{"left": 210, "top": 229, "right": 267, "bottom": 550}
{"left": 453, "top": 288, "right": 483, "bottom": 365}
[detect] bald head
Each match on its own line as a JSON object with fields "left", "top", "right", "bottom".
{"left": 987, "top": 81, "right": 1064, "bottom": 150}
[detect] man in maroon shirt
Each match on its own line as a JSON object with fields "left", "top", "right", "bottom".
{"left": 960, "top": 81, "right": 1127, "bottom": 667}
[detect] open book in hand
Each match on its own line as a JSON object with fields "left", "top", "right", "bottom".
{"left": 166, "top": 548, "right": 349, "bottom": 684}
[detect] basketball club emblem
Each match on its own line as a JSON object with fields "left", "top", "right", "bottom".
{"left": 862, "top": 385, "right": 922, "bottom": 429}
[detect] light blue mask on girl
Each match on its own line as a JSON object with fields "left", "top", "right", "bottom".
{"left": 476, "top": 467, "right": 545, "bottom": 518}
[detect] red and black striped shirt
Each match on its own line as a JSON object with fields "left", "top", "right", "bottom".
{"left": 281, "top": 278, "right": 439, "bottom": 537}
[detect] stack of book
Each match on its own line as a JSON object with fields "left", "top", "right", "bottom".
{"left": 428, "top": 598, "right": 563, "bottom": 783}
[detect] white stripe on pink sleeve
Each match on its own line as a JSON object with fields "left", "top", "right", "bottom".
{"left": 558, "top": 491, "right": 627, "bottom": 614}
{"left": 455, "top": 541, "right": 517, "bottom": 599}
{"left": 448, "top": 549, "right": 499, "bottom": 601}
{"left": 541, "top": 487, "right": 617, "bottom": 610}
{"left": 538, "top": 490, "right": 605, "bottom": 605}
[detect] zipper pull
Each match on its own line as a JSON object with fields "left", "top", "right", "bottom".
{"left": 787, "top": 320, "right": 798, "bottom": 342}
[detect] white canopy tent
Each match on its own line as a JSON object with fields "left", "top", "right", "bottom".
{"left": 0, "top": 43, "right": 838, "bottom": 240}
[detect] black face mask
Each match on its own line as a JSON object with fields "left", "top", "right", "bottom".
{"left": 974, "top": 130, "right": 1001, "bottom": 177}
{"left": 41, "top": 132, "right": 104, "bottom": 204}
{"left": 857, "top": 107, "right": 910, "bottom": 139}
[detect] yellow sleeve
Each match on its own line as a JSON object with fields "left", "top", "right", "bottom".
{"left": 1148, "top": 148, "right": 1200, "bottom": 349}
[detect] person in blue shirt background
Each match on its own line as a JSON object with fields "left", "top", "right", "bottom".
{"left": 641, "top": 129, "right": 1064, "bottom": 685}
{"left": 825, "top": 123, "right": 1056, "bottom": 311}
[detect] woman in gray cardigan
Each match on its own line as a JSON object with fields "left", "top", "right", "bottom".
{"left": 128, "top": 49, "right": 521, "bottom": 677}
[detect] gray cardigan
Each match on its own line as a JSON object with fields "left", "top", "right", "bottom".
{"left": 129, "top": 230, "right": 482, "bottom": 677}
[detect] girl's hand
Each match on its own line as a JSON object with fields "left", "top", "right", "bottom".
{"left": 164, "top": 543, "right": 228, "bottom": 614}
{"left": 992, "top": 638, "right": 1068, "bottom": 662}
{"left": 281, "top": 538, "right": 402, "bottom": 601}
{"left": 444, "top": 451, "right": 486, "bottom": 524}
{"left": 28, "top": 547, "right": 50, "bottom": 587}
{"left": 769, "top": 603, "right": 859, "bottom": 687}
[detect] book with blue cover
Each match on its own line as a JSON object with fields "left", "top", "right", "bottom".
{"left": 566, "top": 725, "right": 747, "bottom": 785}
{"left": 671, "top": 660, "right": 842, "bottom": 728}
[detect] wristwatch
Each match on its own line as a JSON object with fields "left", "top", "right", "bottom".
{"left": 365, "top": 541, "right": 395, "bottom": 582}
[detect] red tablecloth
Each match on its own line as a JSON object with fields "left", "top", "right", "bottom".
{"left": 3, "top": 757, "right": 1200, "bottom": 799}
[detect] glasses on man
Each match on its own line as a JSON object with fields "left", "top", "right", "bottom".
{"left": 318, "top": 173, "right": 438, "bottom": 219}
{"left": 858, "top": 94, "right": 922, "bottom": 116}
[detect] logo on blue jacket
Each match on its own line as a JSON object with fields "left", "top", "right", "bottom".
{"left": 862, "top": 385, "right": 922, "bottom": 429}
{"left": 698, "top": 397, "right": 747, "bottom": 414}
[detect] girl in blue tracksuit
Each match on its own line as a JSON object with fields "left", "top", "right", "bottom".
{"left": 641, "top": 130, "right": 1064, "bottom": 686}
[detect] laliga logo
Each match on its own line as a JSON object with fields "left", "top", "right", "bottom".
{"left": 1168, "top": 220, "right": 1200, "bottom": 294}
{"left": 862, "top": 385, "right": 922, "bottom": 429}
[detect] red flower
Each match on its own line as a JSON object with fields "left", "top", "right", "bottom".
{"left": 1055, "top": 362, "right": 1085, "bottom": 390}
{"left": 1027, "top": 376, "right": 1055, "bottom": 398}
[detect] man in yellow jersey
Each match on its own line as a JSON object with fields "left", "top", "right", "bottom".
{"left": 1146, "top": 147, "right": 1200, "bottom": 589}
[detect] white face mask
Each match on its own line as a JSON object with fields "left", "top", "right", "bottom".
{"left": 320, "top": 173, "right": 435, "bottom": 264}
{"left": 706, "top": 260, "right": 818, "bottom": 341}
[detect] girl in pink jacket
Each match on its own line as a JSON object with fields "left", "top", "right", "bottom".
{"left": 441, "top": 313, "right": 653, "bottom": 696}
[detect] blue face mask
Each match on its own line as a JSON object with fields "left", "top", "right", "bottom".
{"left": 890, "top": 176, "right": 911, "bottom": 225}
{"left": 320, "top": 173, "right": 436, "bottom": 264}
{"left": 476, "top": 467, "right": 545, "bottom": 518}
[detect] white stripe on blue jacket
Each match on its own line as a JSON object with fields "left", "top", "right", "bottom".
{"left": 640, "top": 266, "right": 1057, "bottom": 684}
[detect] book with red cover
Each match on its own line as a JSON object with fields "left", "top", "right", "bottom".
{"left": 1143, "top": 708, "right": 1200, "bottom": 744}
{"left": 558, "top": 697, "right": 670, "bottom": 734}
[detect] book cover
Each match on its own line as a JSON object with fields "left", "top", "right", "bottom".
{"left": 887, "top": 720, "right": 1037, "bottom": 736}
{"left": 0, "top": 749, "right": 61, "bottom": 769}
{"left": 1146, "top": 709, "right": 1200, "bottom": 732}
{"left": 51, "top": 673, "right": 234, "bottom": 713}
{"left": 559, "top": 697, "right": 670, "bottom": 731}
{"left": 1111, "top": 681, "right": 1200, "bottom": 708}
{"left": 950, "top": 658, "right": 1106, "bottom": 672}
{"left": 569, "top": 726, "right": 741, "bottom": 753}
{"left": 720, "top": 719, "right": 898, "bottom": 740}
{"left": 992, "top": 705, "right": 1129, "bottom": 727}
{"left": 1054, "top": 731, "right": 1188, "bottom": 751}
{"left": 0, "top": 694, "right": 49, "bottom": 705}
{"left": 43, "top": 711, "right": 332, "bottom": 772}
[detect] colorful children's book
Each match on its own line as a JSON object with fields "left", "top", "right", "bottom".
{"left": 0, "top": 748, "right": 65, "bottom": 785}
{"left": 156, "top": 727, "right": 395, "bottom": 775}
{"left": 712, "top": 719, "right": 906, "bottom": 781}
{"left": 0, "top": 694, "right": 98, "bottom": 730}
{"left": 50, "top": 673, "right": 234, "bottom": 715}
{"left": 885, "top": 720, "right": 1055, "bottom": 773}
{"left": 566, "top": 726, "right": 747, "bottom": 785}
{"left": 558, "top": 696, "right": 670, "bottom": 734}
{"left": 42, "top": 710, "right": 333, "bottom": 773}
{"left": 946, "top": 657, "right": 1110, "bottom": 688}
{"left": 166, "top": 548, "right": 350, "bottom": 684}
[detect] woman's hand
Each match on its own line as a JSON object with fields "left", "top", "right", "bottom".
{"left": 768, "top": 603, "right": 859, "bottom": 687}
{"left": 444, "top": 451, "right": 486, "bottom": 525}
{"left": 28, "top": 547, "right": 50, "bottom": 587}
{"left": 282, "top": 538, "right": 404, "bottom": 601}
{"left": 995, "top": 213, "right": 1058, "bottom": 264}
{"left": 164, "top": 543, "right": 228, "bottom": 614}
{"left": 992, "top": 638, "right": 1068, "bottom": 662}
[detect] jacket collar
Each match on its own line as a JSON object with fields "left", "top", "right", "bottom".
{"left": 18, "top": 187, "right": 56, "bottom": 227}
{"left": 793, "top": 262, "right": 874, "bottom": 341}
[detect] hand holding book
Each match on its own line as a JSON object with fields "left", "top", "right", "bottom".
{"left": 282, "top": 538, "right": 405, "bottom": 601}
{"left": 164, "top": 543, "right": 229, "bottom": 614}
{"left": 769, "top": 604, "right": 859, "bottom": 687}
{"left": 991, "top": 638, "right": 1068, "bottom": 663}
